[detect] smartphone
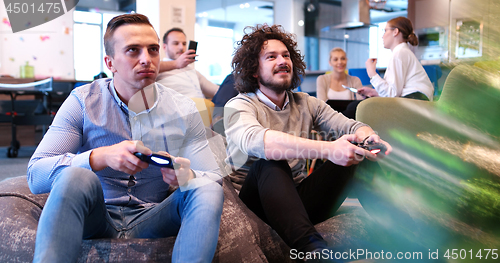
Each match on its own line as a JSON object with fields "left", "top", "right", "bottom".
{"left": 188, "top": 40, "right": 198, "bottom": 54}
{"left": 341, "top": 84, "right": 358, "bottom": 93}
{"left": 134, "top": 152, "right": 174, "bottom": 169}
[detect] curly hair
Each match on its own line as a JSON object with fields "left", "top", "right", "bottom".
{"left": 232, "top": 24, "right": 306, "bottom": 93}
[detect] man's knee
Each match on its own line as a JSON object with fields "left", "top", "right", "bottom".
{"left": 186, "top": 182, "right": 224, "bottom": 208}
{"left": 249, "top": 159, "right": 292, "bottom": 180}
{"left": 52, "top": 167, "right": 102, "bottom": 196}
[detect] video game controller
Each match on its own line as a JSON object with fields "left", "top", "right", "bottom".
{"left": 134, "top": 152, "right": 174, "bottom": 169}
{"left": 351, "top": 141, "right": 387, "bottom": 155}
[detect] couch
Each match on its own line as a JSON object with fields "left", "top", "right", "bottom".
{"left": 0, "top": 130, "right": 379, "bottom": 262}
{"left": 356, "top": 64, "right": 500, "bottom": 251}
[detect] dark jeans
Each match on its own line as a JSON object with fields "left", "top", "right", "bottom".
{"left": 403, "top": 92, "right": 430, "bottom": 101}
{"left": 239, "top": 159, "right": 419, "bottom": 254}
{"left": 238, "top": 159, "right": 357, "bottom": 253}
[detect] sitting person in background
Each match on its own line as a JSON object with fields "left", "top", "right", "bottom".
{"left": 211, "top": 73, "right": 237, "bottom": 129}
{"left": 360, "top": 16, "right": 433, "bottom": 101}
{"left": 157, "top": 27, "right": 219, "bottom": 99}
{"left": 93, "top": 72, "right": 108, "bottom": 80}
{"left": 316, "top": 47, "right": 364, "bottom": 101}
{"left": 28, "top": 14, "right": 223, "bottom": 263}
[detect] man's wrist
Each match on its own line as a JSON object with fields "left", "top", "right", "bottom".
{"left": 89, "top": 148, "right": 106, "bottom": 171}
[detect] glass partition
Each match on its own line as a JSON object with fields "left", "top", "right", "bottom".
{"left": 195, "top": 0, "right": 274, "bottom": 85}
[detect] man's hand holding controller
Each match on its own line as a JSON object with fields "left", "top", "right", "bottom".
{"left": 351, "top": 132, "right": 392, "bottom": 160}
{"left": 134, "top": 151, "right": 194, "bottom": 186}
{"left": 90, "top": 141, "right": 151, "bottom": 174}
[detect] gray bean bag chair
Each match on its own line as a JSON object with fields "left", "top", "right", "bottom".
{"left": 0, "top": 130, "right": 378, "bottom": 262}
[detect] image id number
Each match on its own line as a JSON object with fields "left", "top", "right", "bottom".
{"left": 6, "top": 2, "right": 62, "bottom": 14}
{"left": 444, "top": 249, "right": 498, "bottom": 260}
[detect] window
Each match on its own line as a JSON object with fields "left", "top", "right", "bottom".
{"left": 369, "top": 22, "right": 392, "bottom": 69}
{"left": 194, "top": 25, "right": 235, "bottom": 85}
{"left": 195, "top": 1, "right": 274, "bottom": 84}
{"left": 73, "top": 10, "right": 124, "bottom": 81}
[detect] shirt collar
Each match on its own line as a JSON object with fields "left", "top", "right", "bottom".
{"left": 109, "top": 80, "right": 128, "bottom": 112}
{"left": 255, "top": 89, "right": 289, "bottom": 111}
{"left": 394, "top": 42, "right": 409, "bottom": 52}
{"left": 109, "top": 80, "right": 158, "bottom": 115}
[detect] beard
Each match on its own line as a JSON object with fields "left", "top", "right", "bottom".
{"left": 167, "top": 48, "right": 181, "bottom": 60}
{"left": 258, "top": 69, "right": 292, "bottom": 93}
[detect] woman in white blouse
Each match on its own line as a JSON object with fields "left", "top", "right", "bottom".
{"left": 359, "top": 17, "right": 434, "bottom": 101}
{"left": 316, "top": 48, "right": 364, "bottom": 101}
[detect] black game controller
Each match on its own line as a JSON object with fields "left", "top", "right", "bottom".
{"left": 351, "top": 141, "right": 387, "bottom": 155}
{"left": 134, "top": 152, "right": 174, "bottom": 169}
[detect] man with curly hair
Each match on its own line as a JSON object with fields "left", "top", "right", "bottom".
{"left": 224, "top": 24, "right": 392, "bottom": 257}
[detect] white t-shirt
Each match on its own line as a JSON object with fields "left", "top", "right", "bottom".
{"left": 370, "top": 42, "right": 434, "bottom": 101}
{"left": 156, "top": 59, "right": 219, "bottom": 99}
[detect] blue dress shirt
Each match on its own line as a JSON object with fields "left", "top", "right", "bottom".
{"left": 27, "top": 78, "right": 222, "bottom": 206}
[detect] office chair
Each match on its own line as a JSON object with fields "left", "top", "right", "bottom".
{"left": 422, "top": 65, "right": 443, "bottom": 97}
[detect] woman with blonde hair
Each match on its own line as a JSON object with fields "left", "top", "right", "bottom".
{"left": 359, "top": 16, "right": 433, "bottom": 101}
{"left": 316, "top": 47, "right": 364, "bottom": 101}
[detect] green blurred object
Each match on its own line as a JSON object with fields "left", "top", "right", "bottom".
{"left": 356, "top": 64, "right": 500, "bottom": 253}
{"left": 473, "top": 60, "right": 500, "bottom": 75}
{"left": 19, "top": 61, "right": 34, "bottom": 78}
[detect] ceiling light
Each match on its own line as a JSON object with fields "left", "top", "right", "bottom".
{"left": 306, "top": 3, "right": 316, "bottom": 12}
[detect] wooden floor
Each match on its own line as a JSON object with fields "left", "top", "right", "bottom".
{"left": 1, "top": 92, "right": 44, "bottom": 147}
{"left": 0, "top": 123, "right": 41, "bottom": 147}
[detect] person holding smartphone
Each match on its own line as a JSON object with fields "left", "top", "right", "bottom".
{"left": 157, "top": 28, "right": 219, "bottom": 99}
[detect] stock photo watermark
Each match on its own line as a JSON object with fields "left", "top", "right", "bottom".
{"left": 3, "top": 0, "right": 79, "bottom": 33}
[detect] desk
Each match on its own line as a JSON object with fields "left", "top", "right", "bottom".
{"left": 326, "top": 99, "right": 355, "bottom": 113}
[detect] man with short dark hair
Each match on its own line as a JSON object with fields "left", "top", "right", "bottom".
{"left": 157, "top": 27, "right": 219, "bottom": 99}
{"left": 28, "top": 14, "right": 223, "bottom": 263}
{"left": 224, "top": 24, "right": 392, "bottom": 256}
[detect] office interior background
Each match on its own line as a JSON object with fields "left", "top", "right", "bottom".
{"left": 1, "top": 0, "right": 499, "bottom": 93}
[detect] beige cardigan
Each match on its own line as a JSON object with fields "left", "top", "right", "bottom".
{"left": 316, "top": 73, "right": 363, "bottom": 101}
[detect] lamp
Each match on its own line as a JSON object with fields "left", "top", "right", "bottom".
{"left": 366, "top": 0, "right": 387, "bottom": 9}
{"left": 306, "top": 0, "right": 316, "bottom": 13}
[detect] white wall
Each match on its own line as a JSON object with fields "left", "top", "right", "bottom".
{"left": 411, "top": 0, "right": 500, "bottom": 62}
{"left": 137, "top": 0, "right": 197, "bottom": 61}
{"left": 196, "top": 0, "right": 306, "bottom": 52}
{"left": 274, "top": 0, "right": 305, "bottom": 55}
{"left": 0, "top": 0, "right": 74, "bottom": 79}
